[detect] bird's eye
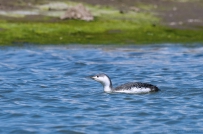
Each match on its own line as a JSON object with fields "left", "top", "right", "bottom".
{"left": 96, "top": 76, "right": 98, "bottom": 77}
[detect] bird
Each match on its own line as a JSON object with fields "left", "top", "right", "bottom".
{"left": 91, "top": 73, "right": 160, "bottom": 93}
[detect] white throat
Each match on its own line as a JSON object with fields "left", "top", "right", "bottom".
{"left": 103, "top": 85, "right": 113, "bottom": 93}
{"left": 99, "top": 76, "right": 113, "bottom": 93}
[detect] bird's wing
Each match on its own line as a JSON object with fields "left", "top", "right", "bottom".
{"left": 114, "top": 82, "right": 159, "bottom": 91}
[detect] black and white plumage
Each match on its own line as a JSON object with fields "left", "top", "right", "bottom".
{"left": 91, "top": 73, "right": 159, "bottom": 93}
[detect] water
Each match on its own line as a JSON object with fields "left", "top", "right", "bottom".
{"left": 0, "top": 44, "right": 203, "bottom": 134}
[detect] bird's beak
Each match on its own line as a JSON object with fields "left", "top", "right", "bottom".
{"left": 86, "top": 76, "right": 95, "bottom": 80}
{"left": 90, "top": 76, "right": 96, "bottom": 80}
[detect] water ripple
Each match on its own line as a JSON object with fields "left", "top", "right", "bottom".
{"left": 0, "top": 44, "right": 203, "bottom": 133}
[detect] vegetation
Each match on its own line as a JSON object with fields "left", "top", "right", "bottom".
{"left": 0, "top": 2, "right": 203, "bottom": 45}
{"left": 1, "top": 19, "right": 203, "bottom": 45}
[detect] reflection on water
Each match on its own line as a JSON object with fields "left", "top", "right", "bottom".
{"left": 0, "top": 44, "right": 203, "bottom": 133}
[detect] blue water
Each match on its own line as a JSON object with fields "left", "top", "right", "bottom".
{"left": 0, "top": 44, "right": 203, "bottom": 134}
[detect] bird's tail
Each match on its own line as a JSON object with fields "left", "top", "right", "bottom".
{"left": 152, "top": 86, "right": 160, "bottom": 92}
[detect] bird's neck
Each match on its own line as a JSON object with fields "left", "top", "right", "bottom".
{"left": 101, "top": 77, "right": 113, "bottom": 93}
{"left": 104, "top": 85, "right": 113, "bottom": 93}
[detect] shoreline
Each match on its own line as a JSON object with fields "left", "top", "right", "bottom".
{"left": 0, "top": 0, "right": 203, "bottom": 45}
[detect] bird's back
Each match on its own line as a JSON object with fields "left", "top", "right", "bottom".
{"left": 114, "top": 82, "right": 159, "bottom": 93}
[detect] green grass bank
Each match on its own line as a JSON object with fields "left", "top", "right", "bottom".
{"left": 0, "top": 1, "right": 203, "bottom": 45}
{"left": 1, "top": 20, "right": 203, "bottom": 45}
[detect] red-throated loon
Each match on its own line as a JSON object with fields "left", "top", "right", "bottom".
{"left": 91, "top": 73, "right": 160, "bottom": 93}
